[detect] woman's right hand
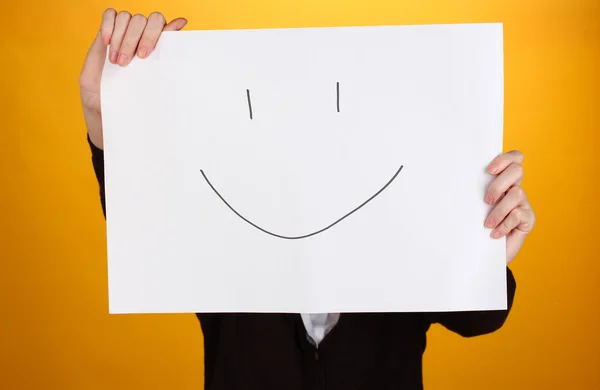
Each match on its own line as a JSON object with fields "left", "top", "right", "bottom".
{"left": 79, "top": 9, "right": 187, "bottom": 149}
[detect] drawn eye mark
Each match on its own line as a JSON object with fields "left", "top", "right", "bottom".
{"left": 246, "top": 89, "right": 253, "bottom": 120}
{"left": 337, "top": 82, "right": 340, "bottom": 113}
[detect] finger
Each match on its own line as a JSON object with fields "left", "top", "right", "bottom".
{"left": 136, "top": 12, "right": 167, "bottom": 58}
{"left": 117, "top": 14, "right": 148, "bottom": 66}
{"left": 490, "top": 207, "right": 534, "bottom": 239}
{"left": 487, "top": 150, "right": 524, "bottom": 175}
{"left": 100, "top": 8, "right": 117, "bottom": 45}
{"left": 485, "top": 162, "right": 524, "bottom": 204}
{"left": 163, "top": 17, "right": 188, "bottom": 32}
{"left": 79, "top": 9, "right": 116, "bottom": 87}
{"left": 108, "top": 11, "right": 132, "bottom": 64}
{"left": 505, "top": 227, "right": 528, "bottom": 265}
{"left": 485, "top": 186, "right": 528, "bottom": 229}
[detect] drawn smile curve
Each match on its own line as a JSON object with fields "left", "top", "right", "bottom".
{"left": 199, "top": 165, "right": 404, "bottom": 240}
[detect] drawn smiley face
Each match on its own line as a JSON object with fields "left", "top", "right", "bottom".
{"left": 198, "top": 82, "right": 404, "bottom": 240}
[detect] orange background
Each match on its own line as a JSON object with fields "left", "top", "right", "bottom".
{"left": 2, "top": 0, "right": 599, "bottom": 389}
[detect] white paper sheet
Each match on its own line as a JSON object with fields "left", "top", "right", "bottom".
{"left": 100, "top": 23, "right": 506, "bottom": 314}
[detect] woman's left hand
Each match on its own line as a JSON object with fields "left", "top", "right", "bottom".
{"left": 484, "top": 150, "right": 536, "bottom": 264}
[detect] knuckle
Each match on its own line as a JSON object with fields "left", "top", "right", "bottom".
{"left": 512, "top": 149, "right": 524, "bottom": 162}
{"left": 512, "top": 162, "right": 524, "bottom": 176}
{"left": 132, "top": 13, "right": 147, "bottom": 24}
{"left": 115, "top": 11, "right": 131, "bottom": 24}
{"left": 510, "top": 186, "right": 525, "bottom": 200}
{"left": 103, "top": 8, "right": 116, "bottom": 17}
{"left": 149, "top": 11, "right": 166, "bottom": 24}
{"left": 511, "top": 207, "right": 524, "bottom": 221}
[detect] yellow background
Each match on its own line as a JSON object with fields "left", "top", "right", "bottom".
{"left": 2, "top": 0, "right": 598, "bottom": 389}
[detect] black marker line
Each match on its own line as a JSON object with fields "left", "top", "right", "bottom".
{"left": 336, "top": 82, "right": 340, "bottom": 112}
{"left": 246, "top": 89, "right": 253, "bottom": 120}
{"left": 200, "top": 165, "right": 403, "bottom": 240}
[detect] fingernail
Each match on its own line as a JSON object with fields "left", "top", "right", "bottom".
{"left": 138, "top": 48, "right": 147, "bottom": 58}
{"left": 118, "top": 54, "right": 128, "bottom": 66}
{"left": 177, "top": 20, "right": 187, "bottom": 30}
{"left": 485, "top": 217, "right": 495, "bottom": 228}
{"left": 491, "top": 230, "right": 502, "bottom": 238}
{"left": 488, "top": 164, "right": 499, "bottom": 174}
{"left": 485, "top": 193, "right": 494, "bottom": 204}
{"left": 109, "top": 51, "right": 118, "bottom": 63}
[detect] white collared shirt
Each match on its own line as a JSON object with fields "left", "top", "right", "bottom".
{"left": 301, "top": 313, "right": 341, "bottom": 347}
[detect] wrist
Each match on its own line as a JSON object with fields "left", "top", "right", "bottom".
{"left": 83, "top": 106, "right": 104, "bottom": 150}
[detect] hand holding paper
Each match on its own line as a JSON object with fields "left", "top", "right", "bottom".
{"left": 484, "top": 150, "right": 536, "bottom": 263}
{"left": 78, "top": 9, "right": 187, "bottom": 149}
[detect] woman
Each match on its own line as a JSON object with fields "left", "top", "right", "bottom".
{"left": 80, "top": 9, "right": 536, "bottom": 390}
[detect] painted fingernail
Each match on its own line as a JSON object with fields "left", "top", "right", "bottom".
{"left": 109, "top": 51, "right": 118, "bottom": 63}
{"left": 489, "top": 164, "right": 499, "bottom": 174}
{"left": 485, "top": 193, "right": 494, "bottom": 204}
{"left": 138, "top": 48, "right": 147, "bottom": 58}
{"left": 118, "top": 53, "right": 128, "bottom": 66}
{"left": 485, "top": 217, "right": 495, "bottom": 228}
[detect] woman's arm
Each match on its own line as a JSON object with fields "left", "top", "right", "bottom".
{"left": 427, "top": 149, "right": 535, "bottom": 338}
{"left": 88, "top": 135, "right": 106, "bottom": 216}
{"left": 426, "top": 267, "right": 516, "bottom": 337}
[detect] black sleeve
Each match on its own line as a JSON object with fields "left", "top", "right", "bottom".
{"left": 426, "top": 267, "right": 517, "bottom": 337}
{"left": 88, "top": 135, "right": 106, "bottom": 217}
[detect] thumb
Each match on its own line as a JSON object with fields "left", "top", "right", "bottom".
{"left": 163, "top": 17, "right": 188, "bottom": 32}
{"left": 79, "top": 30, "right": 108, "bottom": 88}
